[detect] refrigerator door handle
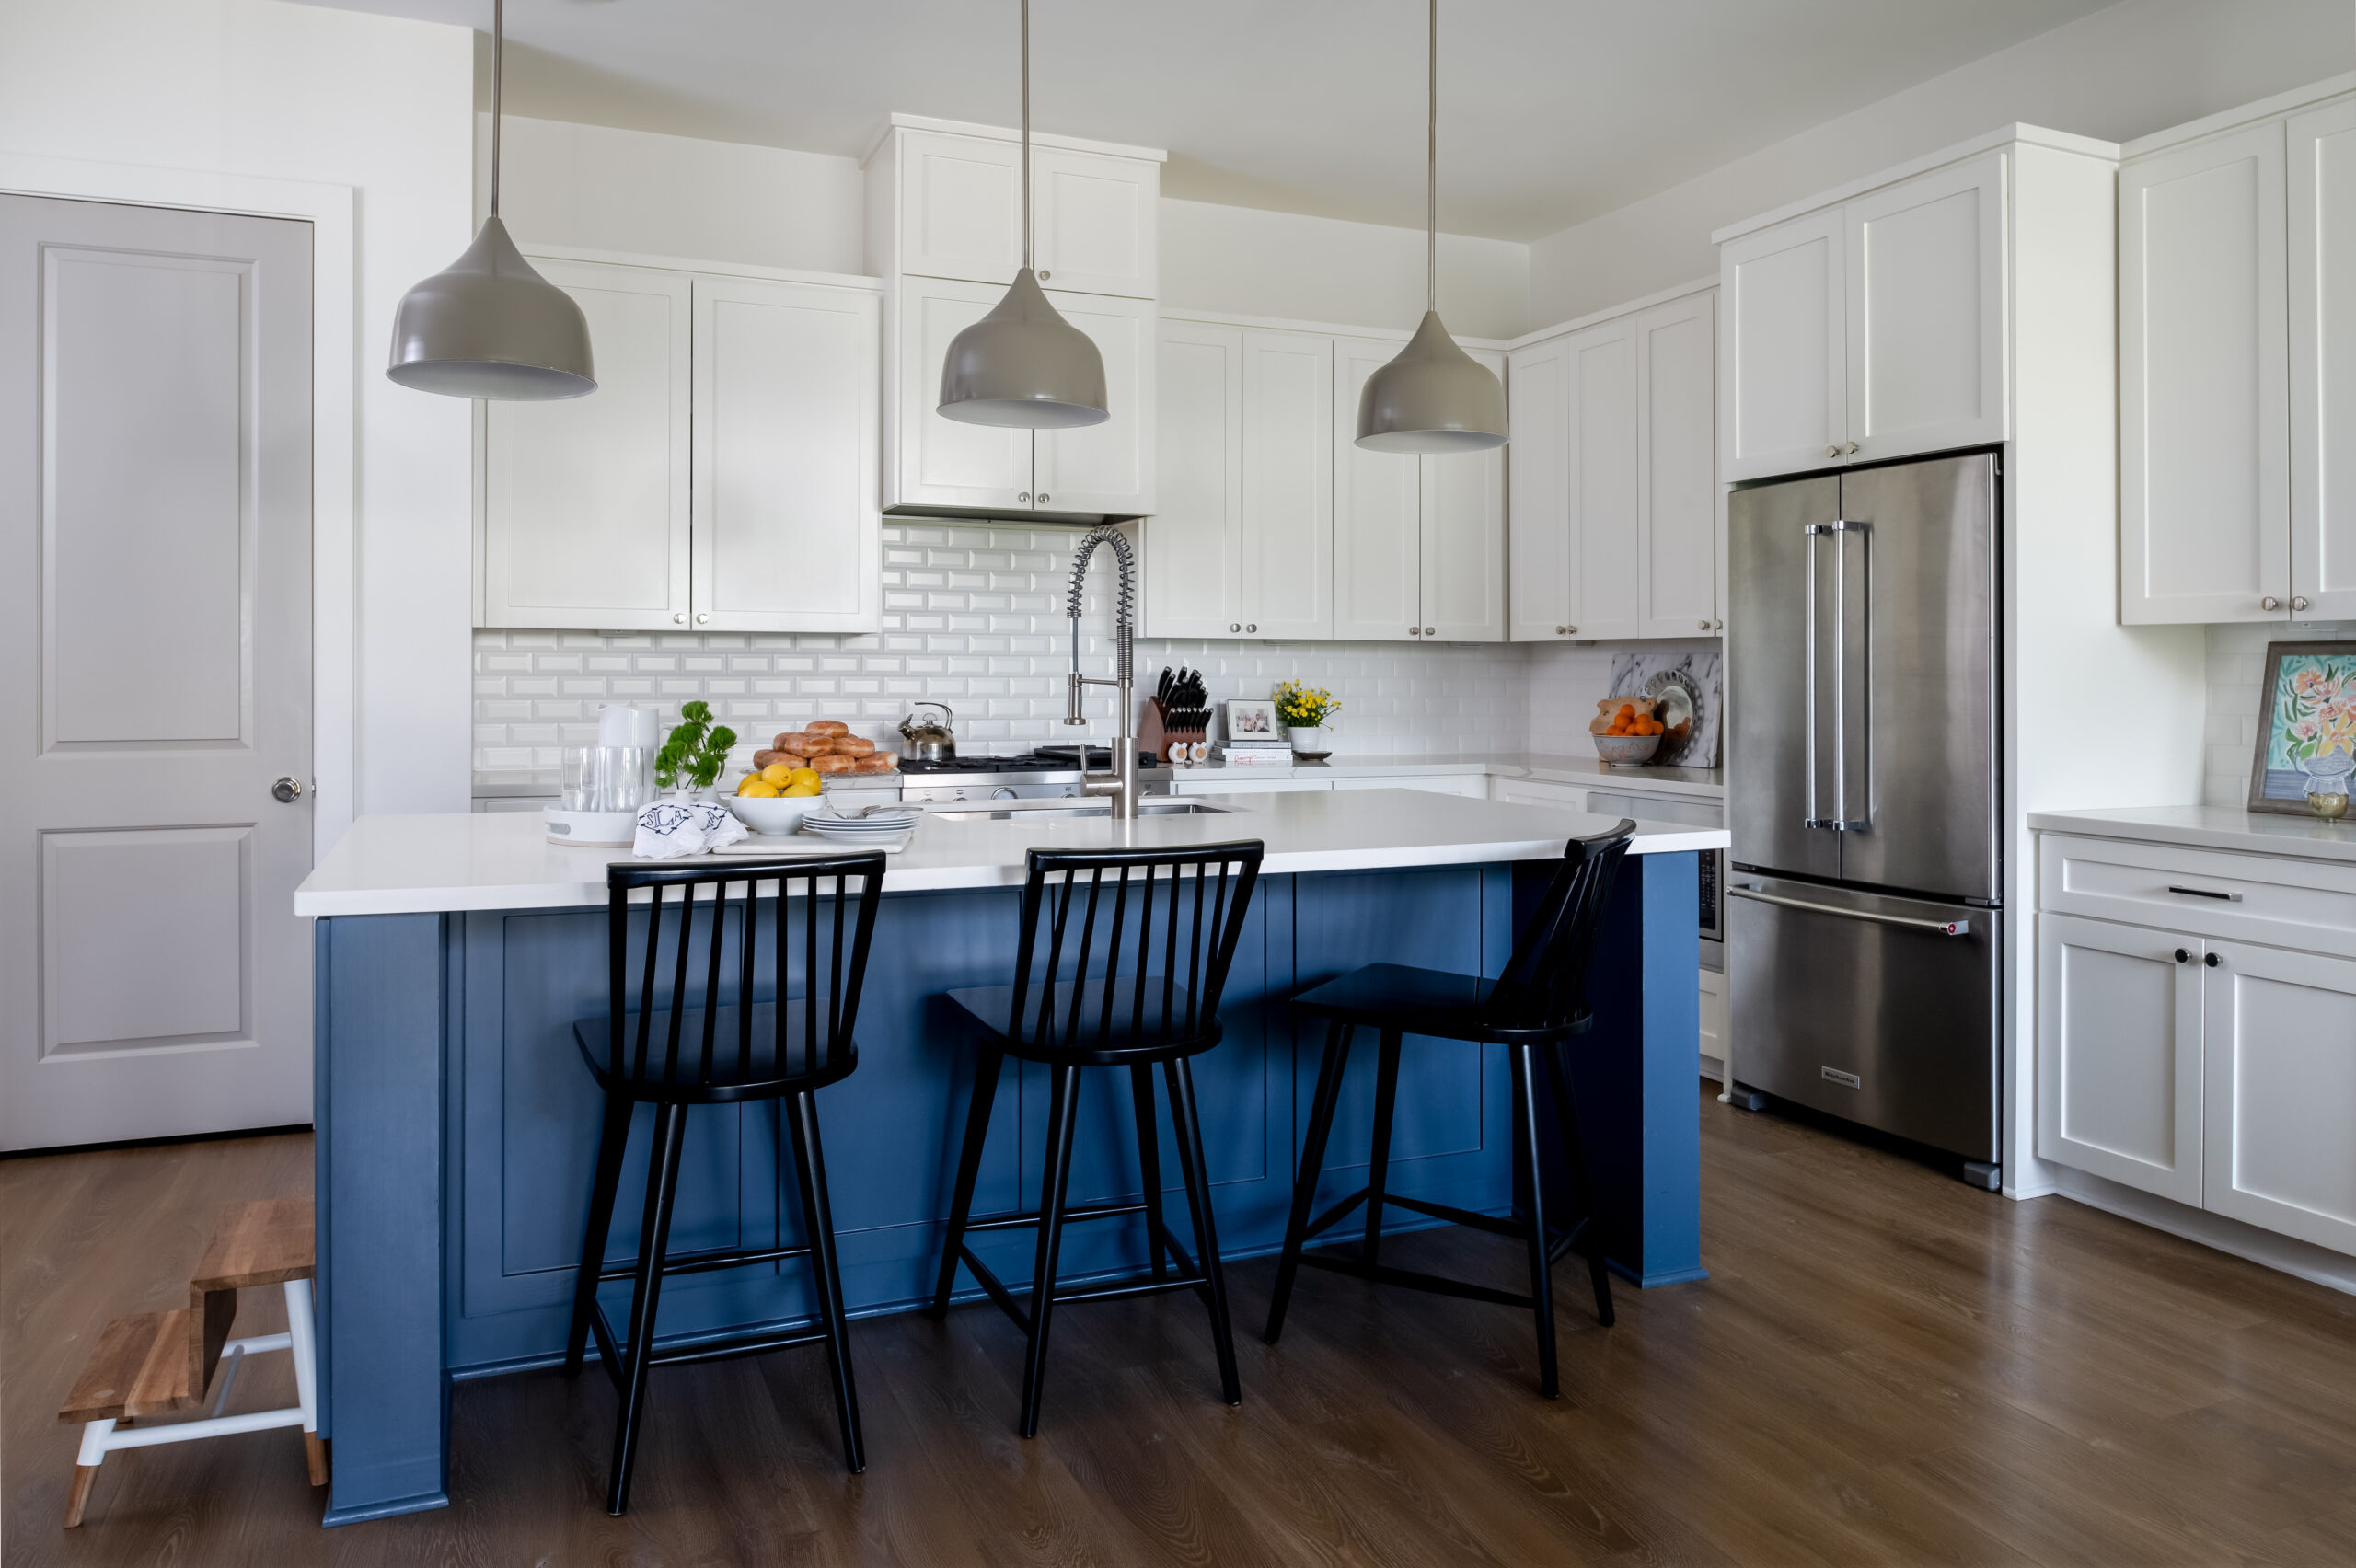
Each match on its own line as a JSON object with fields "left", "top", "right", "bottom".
{"left": 1730, "top": 883, "right": 1969, "bottom": 936}
{"left": 1803, "top": 520, "right": 1871, "bottom": 832}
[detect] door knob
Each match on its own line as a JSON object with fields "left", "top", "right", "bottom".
{"left": 696, "top": 612, "right": 710, "bottom": 625}
{"left": 1245, "top": 623, "right": 1257, "bottom": 633}
{"left": 2263, "top": 596, "right": 2283, "bottom": 611}
{"left": 1846, "top": 442, "right": 1860, "bottom": 455}
{"left": 1017, "top": 492, "right": 1031, "bottom": 503}
{"left": 1565, "top": 624, "right": 1577, "bottom": 635}
{"left": 2294, "top": 596, "right": 2312, "bottom": 612}
{"left": 1424, "top": 627, "right": 1436, "bottom": 636}
{"left": 1230, "top": 623, "right": 1242, "bottom": 633}
{"left": 2175, "top": 948, "right": 2191, "bottom": 964}
{"left": 1037, "top": 493, "right": 1050, "bottom": 503}
{"left": 1825, "top": 445, "right": 1842, "bottom": 459}
{"left": 1555, "top": 625, "right": 1567, "bottom": 635}
{"left": 2205, "top": 951, "right": 2221, "bottom": 968}
{"left": 674, "top": 612, "right": 687, "bottom": 624}
{"left": 272, "top": 777, "right": 306, "bottom": 804}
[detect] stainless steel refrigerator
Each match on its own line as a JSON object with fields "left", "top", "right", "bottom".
{"left": 1727, "top": 451, "right": 2002, "bottom": 1185}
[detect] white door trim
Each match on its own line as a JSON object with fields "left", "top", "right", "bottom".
{"left": 0, "top": 153, "right": 356, "bottom": 864}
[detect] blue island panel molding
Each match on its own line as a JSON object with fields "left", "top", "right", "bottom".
{"left": 309, "top": 856, "right": 1703, "bottom": 1525}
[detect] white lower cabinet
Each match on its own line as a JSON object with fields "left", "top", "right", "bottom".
{"left": 2036, "top": 832, "right": 2356, "bottom": 1256}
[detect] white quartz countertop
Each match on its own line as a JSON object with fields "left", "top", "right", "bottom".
{"left": 298, "top": 789, "right": 1729, "bottom": 917}
{"left": 2028, "top": 805, "right": 2356, "bottom": 865}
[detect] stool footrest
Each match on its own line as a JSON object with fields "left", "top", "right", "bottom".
{"left": 1299, "top": 1252, "right": 1536, "bottom": 1311}
{"left": 960, "top": 1198, "right": 1149, "bottom": 1234}
{"left": 595, "top": 1239, "right": 814, "bottom": 1285}
{"left": 585, "top": 1301, "right": 831, "bottom": 1387}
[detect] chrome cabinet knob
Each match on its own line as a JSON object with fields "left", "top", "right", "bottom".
{"left": 1230, "top": 623, "right": 1242, "bottom": 633}
{"left": 2176, "top": 948, "right": 2191, "bottom": 964}
{"left": 2294, "top": 595, "right": 2312, "bottom": 612}
{"left": 1409, "top": 627, "right": 1421, "bottom": 636}
{"left": 1245, "top": 623, "right": 1257, "bottom": 633}
{"left": 1700, "top": 619, "right": 1712, "bottom": 630}
{"left": 696, "top": 612, "right": 710, "bottom": 624}
{"left": 272, "top": 777, "right": 305, "bottom": 804}
{"left": 1037, "top": 493, "right": 1050, "bottom": 503}
{"left": 2263, "top": 596, "right": 2283, "bottom": 611}
{"left": 674, "top": 612, "right": 687, "bottom": 624}
{"left": 1018, "top": 492, "right": 1031, "bottom": 503}
{"left": 1826, "top": 445, "right": 1842, "bottom": 459}
{"left": 1424, "top": 627, "right": 1436, "bottom": 636}
{"left": 1714, "top": 619, "right": 1725, "bottom": 631}
{"left": 1555, "top": 625, "right": 1567, "bottom": 635}
{"left": 1565, "top": 624, "right": 1577, "bottom": 635}
{"left": 1039, "top": 270, "right": 1051, "bottom": 281}
{"left": 1846, "top": 442, "right": 1860, "bottom": 455}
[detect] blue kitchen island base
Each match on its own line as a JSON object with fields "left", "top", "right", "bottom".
{"left": 310, "top": 854, "right": 1703, "bottom": 1524}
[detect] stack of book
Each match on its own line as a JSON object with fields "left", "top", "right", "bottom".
{"left": 1217, "top": 740, "right": 1295, "bottom": 768}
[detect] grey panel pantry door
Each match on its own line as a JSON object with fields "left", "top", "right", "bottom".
{"left": 0, "top": 194, "right": 314, "bottom": 1150}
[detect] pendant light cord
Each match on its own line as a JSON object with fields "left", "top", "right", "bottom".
{"left": 1021, "top": 0, "right": 1034, "bottom": 271}
{"left": 489, "top": 0, "right": 504, "bottom": 217}
{"left": 1426, "top": 0, "right": 1437, "bottom": 313}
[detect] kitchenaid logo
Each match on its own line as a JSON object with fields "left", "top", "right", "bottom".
{"left": 1820, "top": 1066, "right": 1863, "bottom": 1090}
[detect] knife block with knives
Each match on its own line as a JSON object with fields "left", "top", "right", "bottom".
{"left": 1149, "top": 665, "right": 1210, "bottom": 763}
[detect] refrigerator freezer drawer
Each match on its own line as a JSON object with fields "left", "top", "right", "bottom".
{"left": 1728, "top": 876, "right": 1999, "bottom": 1161}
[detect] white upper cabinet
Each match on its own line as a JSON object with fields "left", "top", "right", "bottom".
{"left": 1333, "top": 337, "right": 1425, "bottom": 640}
{"left": 690, "top": 276, "right": 881, "bottom": 633}
{"left": 1031, "top": 290, "right": 1156, "bottom": 515}
{"left": 2291, "top": 98, "right": 2356, "bottom": 622}
{"left": 1719, "top": 150, "right": 2006, "bottom": 481}
{"left": 2120, "top": 121, "right": 2291, "bottom": 624}
{"left": 895, "top": 274, "right": 1035, "bottom": 513}
{"left": 1637, "top": 291, "right": 1722, "bottom": 637}
{"left": 1506, "top": 335, "right": 1575, "bottom": 640}
{"left": 1242, "top": 329, "right": 1334, "bottom": 640}
{"left": 895, "top": 130, "right": 1025, "bottom": 287}
{"left": 1844, "top": 152, "right": 2006, "bottom": 463}
{"left": 1720, "top": 207, "right": 1846, "bottom": 481}
{"left": 1420, "top": 349, "right": 1507, "bottom": 643}
{"left": 1145, "top": 320, "right": 1244, "bottom": 639}
{"left": 1567, "top": 317, "right": 1644, "bottom": 640}
{"left": 482, "top": 259, "right": 691, "bottom": 630}
{"left": 1032, "top": 146, "right": 1159, "bottom": 298}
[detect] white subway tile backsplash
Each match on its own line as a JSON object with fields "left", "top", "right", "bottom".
{"left": 2201, "top": 619, "right": 2356, "bottom": 806}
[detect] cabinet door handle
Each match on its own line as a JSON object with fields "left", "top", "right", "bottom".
{"left": 695, "top": 612, "right": 710, "bottom": 625}
{"left": 1729, "top": 885, "right": 1969, "bottom": 936}
{"left": 1410, "top": 627, "right": 1421, "bottom": 636}
{"left": 1038, "top": 269, "right": 1050, "bottom": 281}
{"left": 2166, "top": 885, "right": 2243, "bottom": 902}
{"left": 1245, "top": 623, "right": 1256, "bottom": 633}
{"left": 674, "top": 612, "right": 687, "bottom": 624}
{"left": 2175, "top": 948, "right": 2191, "bottom": 964}
{"left": 1555, "top": 625, "right": 1568, "bottom": 635}
{"left": 1018, "top": 492, "right": 1031, "bottom": 503}
{"left": 2205, "top": 951, "right": 2222, "bottom": 967}
{"left": 1845, "top": 442, "right": 1860, "bottom": 455}
{"left": 1699, "top": 620, "right": 1712, "bottom": 630}
{"left": 1230, "top": 623, "right": 1242, "bottom": 633}
{"left": 1565, "top": 624, "right": 1576, "bottom": 634}
{"left": 1036, "top": 493, "right": 1050, "bottom": 503}
{"left": 2294, "top": 595, "right": 2312, "bottom": 612}
{"left": 1825, "top": 445, "right": 1842, "bottom": 459}
{"left": 2262, "top": 596, "right": 2282, "bottom": 611}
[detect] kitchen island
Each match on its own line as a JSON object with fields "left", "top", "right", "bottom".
{"left": 295, "top": 790, "right": 1726, "bottom": 1523}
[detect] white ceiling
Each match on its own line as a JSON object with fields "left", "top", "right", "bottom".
{"left": 298, "top": 0, "right": 2121, "bottom": 242}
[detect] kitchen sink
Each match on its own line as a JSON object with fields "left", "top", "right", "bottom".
{"left": 926, "top": 799, "right": 1241, "bottom": 822}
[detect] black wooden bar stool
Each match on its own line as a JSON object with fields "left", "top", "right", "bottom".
{"left": 1265, "top": 820, "right": 1635, "bottom": 1399}
{"left": 564, "top": 852, "right": 884, "bottom": 1514}
{"left": 931, "top": 840, "right": 1264, "bottom": 1437}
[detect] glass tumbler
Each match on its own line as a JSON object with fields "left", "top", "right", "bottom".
{"left": 560, "top": 746, "right": 654, "bottom": 813}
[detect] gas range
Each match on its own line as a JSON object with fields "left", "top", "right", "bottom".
{"left": 895, "top": 747, "right": 1169, "bottom": 803}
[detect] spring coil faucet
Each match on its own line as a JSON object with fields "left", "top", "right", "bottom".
{"left": 1064, "top": 525, "right": 1141, "bottom": 818}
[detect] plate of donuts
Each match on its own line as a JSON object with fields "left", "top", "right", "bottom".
{"left": 752, "top": 720, "right": 900, "bottom": 778}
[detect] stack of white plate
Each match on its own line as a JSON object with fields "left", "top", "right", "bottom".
{"left": 799, "top": 805, "right": 922, "bottom": 843}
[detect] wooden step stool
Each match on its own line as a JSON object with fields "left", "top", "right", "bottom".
{"left": 57, "top": 1199, "right": 326, "bottom": 1528}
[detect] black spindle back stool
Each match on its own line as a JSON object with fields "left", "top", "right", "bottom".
{"left": 564, "top": 852, "right": 884, "bottom": 1515}
{"left": 931, "top": 840, "right": 1264, "bottom": 1437}
{"left": 1265, "top": 820, "right": 1635, "bottom": 1399}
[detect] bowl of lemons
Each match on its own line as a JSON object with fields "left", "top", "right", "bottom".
{"left": 727, "top": 762, "right": 824, "bottom": 835}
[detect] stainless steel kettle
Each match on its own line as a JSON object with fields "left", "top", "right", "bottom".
{"left": 897, "top": 700, "right": 956, "bottom": 762}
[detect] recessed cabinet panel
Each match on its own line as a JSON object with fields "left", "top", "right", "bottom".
{"left": 1506, "top": 335, "right": 1574, "bottom": 641}
{"left": 899, "top": 131, "right": 1023, "bottom": 286}
{"left": 1333, "top": 336, "right": 1423, "bottom": 640}
{"left": 1031, "top": 290, "right": 1154, "bottom": 515}
{"left": 1638, "top": 294, "right": 1719, "bottom": 637}
{"left": 897, "top": 275, "right": 1034, "bottom": 511}
{"left": 2036, "top": 913, "right": 2204, "bottom": 1205}
{"left": 1419, "top": 349, "right": 1507, "bottom": 642}
{"left": 483, "top": 260, "right": 690, "bottom": 629}
{"left": 2203, "top": 940, "right": 2356, "bottom": 1253}
{"left": 1570, "top": 319, "right": 1641, "bottom": 641}
{"left": 1721, "top": 208, "right": 1845, "bottom": 481}
{"left": 2291, "top": 100, "right": 2356, "bottom": 621}
{"left": 1844, "top": 153, "right": 2006, "bottom": 460}
{"left": 1144, "top": 320, "right": 1243, "bottom": 639}
{"left": 1031, "top": 146, "right": 1157, "bottom": 298}
{"left": 2120, "top": 122, "right": 2290, "bottom": 624}
{"left": 691, "top": 277, "right": 880, "bottom": 632}
{"left": 1242, "top": 329, "right": 1334, "bottom": 640}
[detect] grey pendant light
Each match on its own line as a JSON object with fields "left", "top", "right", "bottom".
{"left": 1357, "top": 0, "right": 1506, "bottom": 453}
{"left": 387, "top": 0, "right": 595, "bottom": 400}
{"left": 937, "top": 0, "right": 1108, "bottom": 429}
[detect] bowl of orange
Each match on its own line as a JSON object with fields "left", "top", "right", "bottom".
{"left": 1591, "top": 700, "right": 1664, "bottom": 764}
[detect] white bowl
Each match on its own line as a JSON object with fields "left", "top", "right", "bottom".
{"left": 725, "top": 794, "right": 819, "bottom": 836}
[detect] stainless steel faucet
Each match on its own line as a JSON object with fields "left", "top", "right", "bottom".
{"left": 1063, "top": 525, "right": 1141, "bottom": 818}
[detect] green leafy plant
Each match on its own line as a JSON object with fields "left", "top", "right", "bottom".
{"left": 654, "top": 699, "right": 738, "bottom": 790}
{"left": 1271, "top": 680, "right": 1339, "bottom": 730}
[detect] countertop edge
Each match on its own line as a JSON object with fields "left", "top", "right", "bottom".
{"left": 2028, "top": 806, "right": 2356, "bottom": 867}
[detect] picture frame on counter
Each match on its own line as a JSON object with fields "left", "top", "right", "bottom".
{"left": 1224, "top": 698, "right": 1279, "bottom": 740}
{"left": 2246, "top": 641, "right": 2356, "bottom": 815}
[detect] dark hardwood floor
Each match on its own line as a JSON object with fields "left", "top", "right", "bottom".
{"left": 11, "top": 1082, "right": 2356, "bottom": 1566}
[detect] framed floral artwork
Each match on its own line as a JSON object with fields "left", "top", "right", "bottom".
{"left": 2247, "top": 642, "right": 2356, "bottom": 814}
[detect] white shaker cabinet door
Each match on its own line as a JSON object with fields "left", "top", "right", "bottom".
{"left": 1032, "top": 290, "right": 1155, "bottom": 515}
{"left": 1720, "top": 207, "right": 1847, "bottom": 482}
{"left": 2035, "top": 913, "right": 2204, "bottom": 1206}
{"left": 2120, "top": 122, "right": 2291, "bottom": 625}
{"left": 1636, "top": 291, "right": 1719, "bottom": 638}
{"left": 896, "top": 130, "right": 1022, "bottom": 287}
{"left": 1333, "top": 336, "right": 1423, "bottom": 641}
{"left": 1242, "top": 329, "right": 1334, "bottom": 640}
{"left": 895, "top": 275, "right": 1034, "bottom": 513}
{"left": 1843, "top": 152, "right": 2007, "bottom": 464}
{"left": 690, "top": 277, "right": 880, "bottom": 634}
{"left": 1031, "top": 145, "right": 1157, "bottom": 299}
{"left": 1566, "top": 316, "right": 1642, "bottom": 641}
{"left": 2291, "top": 98, "right": 2356, "bottom": 622}
{"left": 1419, "top": 347, "right": 1507, "bottom": 642}
{"left": 1506, "top": 334, "right": 1574, "bottom": 641}
{"left": 2202, "top": 940, "right": 2356, "bottom": 1254}
{"left": 1144, "top": 319, "right": 1243, "bottom": 639}
{"left": 483, "top": 259, "right": 690, "bottom": 630}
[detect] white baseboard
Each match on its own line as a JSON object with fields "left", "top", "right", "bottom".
{"left": 1698, "top": 1051, "right": 1723, "bottom": 1081}
{"left": 2054, "top": 1167, "right": 2356, "bottom": 1297}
